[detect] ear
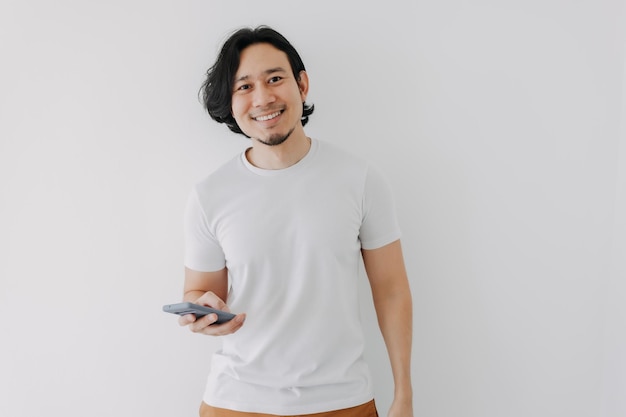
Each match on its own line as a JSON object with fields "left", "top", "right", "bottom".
{"left": 297, "top": 70, "right": 309, "bottom": 101}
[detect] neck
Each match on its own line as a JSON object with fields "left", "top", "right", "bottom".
{"left": 246, "top": 128, "right": 311, "bottom": 170}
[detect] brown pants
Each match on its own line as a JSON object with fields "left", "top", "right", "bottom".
{"left": 199, "top": 399, "right": 378, "bottom": 417}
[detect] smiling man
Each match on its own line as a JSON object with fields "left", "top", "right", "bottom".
{"left": 231, "top": 43, "right": 307, "bottom": 147}
{"left": 177, "top": 26, "right": 413, "bottom": 417}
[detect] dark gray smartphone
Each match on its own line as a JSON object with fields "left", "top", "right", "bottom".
{"left": 162, "top": 302, "right": 235, "bottom": 324}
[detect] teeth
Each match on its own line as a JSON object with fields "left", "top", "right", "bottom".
{"left": 255, "top": 111, "right": 281, "bottom": 121}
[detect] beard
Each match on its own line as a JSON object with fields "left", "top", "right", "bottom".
{"left": 255, "top": 125, "right": 296, "bottom": 147}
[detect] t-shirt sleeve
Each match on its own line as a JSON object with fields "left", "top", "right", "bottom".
{"left": 183, "top": 188, "right": 226, "bottom": 272}
{"left": 359, "top": 166, "right": 402, "bottom": 250}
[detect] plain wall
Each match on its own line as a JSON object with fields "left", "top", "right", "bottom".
{"left": 1, "top": 1, "right": 624, "bottom": 416}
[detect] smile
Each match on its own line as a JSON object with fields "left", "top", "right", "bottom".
{"left": 254, "top": 111, "right": 282, "bottom": 121}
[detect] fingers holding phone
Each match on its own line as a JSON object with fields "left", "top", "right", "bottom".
{"left": 189, "top": 311, "right": 246, "bottom": 336}
{"left": 164, "top": 297, "right": 246, "bottom": 336}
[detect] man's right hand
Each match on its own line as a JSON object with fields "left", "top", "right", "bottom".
{"left": 178, "top": 291, "right": 246, "bottom": 336}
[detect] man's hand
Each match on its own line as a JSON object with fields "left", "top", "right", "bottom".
{"left": 178, "top": 291, "right": 246, "bottom": 336}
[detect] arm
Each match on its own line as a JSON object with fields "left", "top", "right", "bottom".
{"left": 178, "top": 267, "right": 246, "bottom": 336}
{"left": 362, "top": 239, "right": 413, "bottom": 417}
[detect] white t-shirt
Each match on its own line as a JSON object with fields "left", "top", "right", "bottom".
{"left": 184, "top": 138, "right": 401, "bottom": 415}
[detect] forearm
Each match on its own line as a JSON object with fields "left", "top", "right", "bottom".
{"left": 183, "top": 267, "right": 229, "bottom": 304}
{"left": 363, "top": 241, "right": 414, "bottom": 401}
{"left": 183, "top": 290, "right": 208, "bottom": 302}
{"left": 373, "top": 288, "right": 413, "bottom": 399}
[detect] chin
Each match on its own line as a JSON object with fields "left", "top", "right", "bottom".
{"left": 255, "top": 127, "right": 295, "bottom": 147}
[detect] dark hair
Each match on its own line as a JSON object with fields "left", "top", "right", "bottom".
{"left": 199, "top": 26, "right": 315, "bottom": 136}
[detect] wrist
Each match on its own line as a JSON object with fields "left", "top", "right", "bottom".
{"left": 394, "top": 384, "right": 413, "bottom": 402}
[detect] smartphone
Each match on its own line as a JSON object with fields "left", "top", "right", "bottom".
{"left": 162, "top": 302, "right": 235, "bottom": 324}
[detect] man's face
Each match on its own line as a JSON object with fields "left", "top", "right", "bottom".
{"left": 231, "top": 43, "right": 308, "bottom": 146}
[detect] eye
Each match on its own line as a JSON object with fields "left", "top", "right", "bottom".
{"left": 268, "top": 76, "right": 283, "bottom": 84}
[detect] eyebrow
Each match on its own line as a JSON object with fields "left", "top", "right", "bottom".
{"left": 234, "top": 67, "right": 288, "bottom": 84}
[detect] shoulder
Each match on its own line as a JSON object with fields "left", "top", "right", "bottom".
{"left": 196, "top": 152, "right": 244, "bottom": 187}
{"left": 192, "top": 151, "right": 248, "bottom": 206}
{"left": 314, "top": 138, "right": 370, "bottom": 173}
{"left": 314, "top": 139, "right": 390, "bottom": 192}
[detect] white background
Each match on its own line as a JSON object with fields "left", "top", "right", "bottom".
{"left": 1, "top": 1, "right": 625, "bottom": 416}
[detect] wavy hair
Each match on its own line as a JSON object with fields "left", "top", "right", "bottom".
{"left": 199, "top": 26, "right": 315, "bottom": 136}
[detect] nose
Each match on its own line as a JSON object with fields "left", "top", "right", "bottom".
{"left": 252, "top": 83, "right": 275, "bottom": 107}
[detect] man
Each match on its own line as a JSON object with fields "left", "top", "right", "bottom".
{"left": 178, "top": 26, "right": 413, "bottom": 417}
